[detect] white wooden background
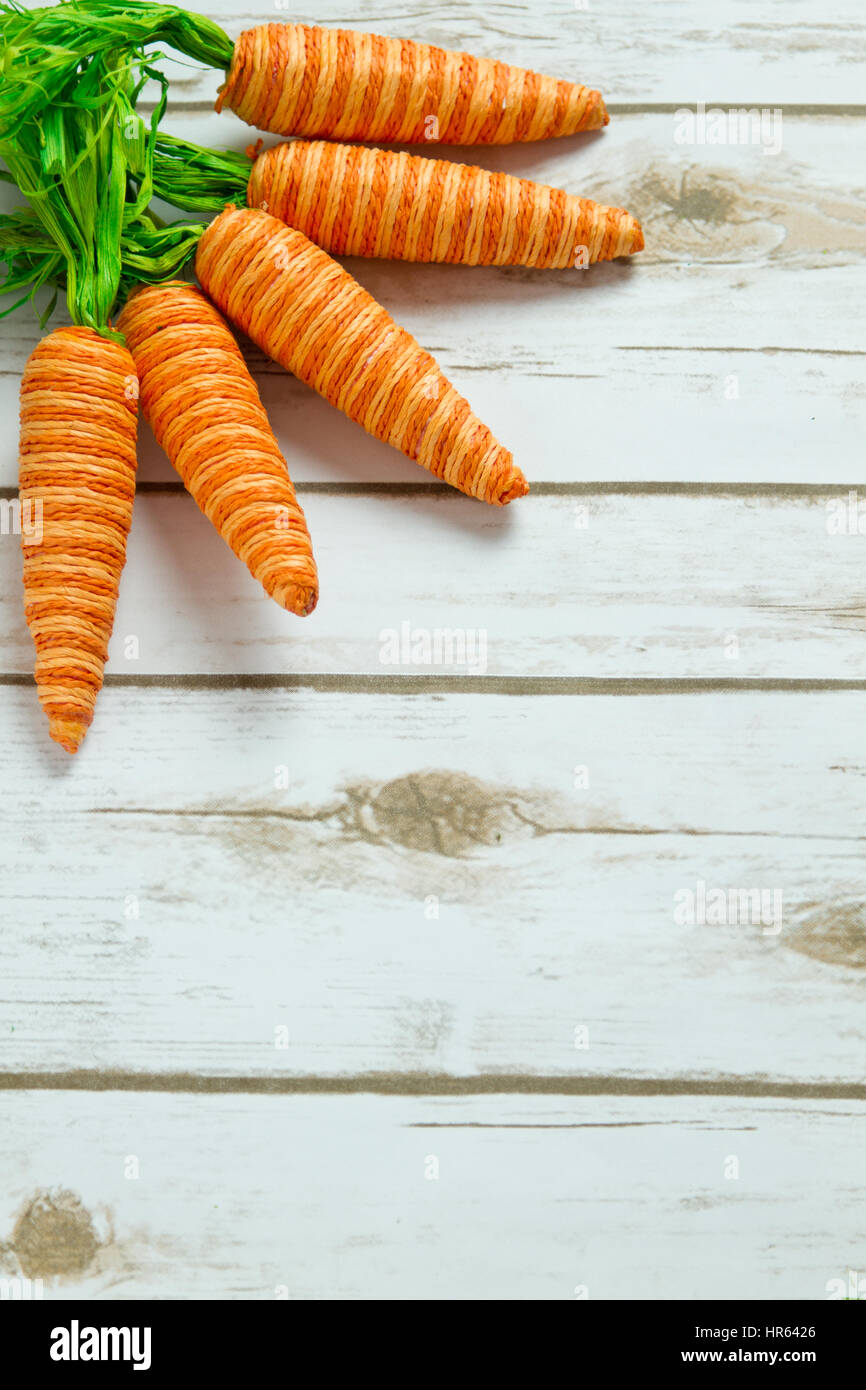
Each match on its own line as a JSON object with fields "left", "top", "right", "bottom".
{"left": 0, "top": 0, "right": 864, "bottom": 1300}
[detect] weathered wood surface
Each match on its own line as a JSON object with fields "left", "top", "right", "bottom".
{"left": 0, "top": 1093, "right": 863, "bottom": 1300}
{"left": 1, "top": 0, "right": 863, "bottom": 1302}
{"left": 5, "top": 491, "right": 866, "bottom": 679}
{"left": 0, "top": 686, "right": 863, "bottom": 1082}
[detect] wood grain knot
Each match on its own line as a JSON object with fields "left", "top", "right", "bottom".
{"left": 10, "top": 1190, "right": 99, "bottom": 1279}
{"left": 341, "top": 770, "right": 543, "bottom": 857}
{"left": 786, "top": 900, "right": 866, "bottom": 969}
{"left": 612, "top": 160, "right": 866, "bottom": 264}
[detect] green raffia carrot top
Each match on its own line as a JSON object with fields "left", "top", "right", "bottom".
{"left": 0, "top": 1, "right": 205, "bottom": 330}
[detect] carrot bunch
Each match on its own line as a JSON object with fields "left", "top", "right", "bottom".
{"left": 0, "top": 7, "right": 319, "bottom": 751}
{"left": 54, "top": 3, "right": 643, "bottom": 269}
{"left": 1, "top": 1, "right": 645, "bottom": 755}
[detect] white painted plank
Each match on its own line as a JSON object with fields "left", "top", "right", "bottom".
{"left": 0, "top": 1092, "right": 863, "bottom": 1299}
{"left": 0, "top": 687, "right": 863, "bottom": 1081}
{"left": 132, "top": 0, "right": 866, "bottom": 107}
{"left": 0, "top": 112, "right": 863, "bottom": 485}
{"left": 2, "top": 491, "right": 866, "bottom": 678}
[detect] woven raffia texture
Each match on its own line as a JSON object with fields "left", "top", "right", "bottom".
{"left": 196, "top": 206, "right": 528, "bottom": 506}
{"left": 217, "top": 23, "right": 607, "bottom": 143}
{"left": 19, "top": 326, "right": 138, "bottom": 754}
{"left": 117, "top": 281, "right": 318, "bottom": 616}
{"left": 248, "top": 138, "right": 644, "bottom": 267}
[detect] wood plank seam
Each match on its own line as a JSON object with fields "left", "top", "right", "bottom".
{"left": 4, "top": 674, "right": 866, "bottom": 693}
{"left": 1, "top": 1072, "right": 865, "bottom": 1098}
{"left": 9, "top": 482, "right": 866, "bottom": 498}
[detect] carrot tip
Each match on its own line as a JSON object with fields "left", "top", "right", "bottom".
{"left": 277, "top": 584, "right": 319, "bottom": 617}
{"left": 48, "top": 717, "right": 89, "bottom": 755}
{"left": 498, "top": 474, "right": 530, "bottom": 506}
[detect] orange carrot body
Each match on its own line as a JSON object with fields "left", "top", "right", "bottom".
{"left": 248, "top": 139, "right": 644, "bottom": 267}
{"left": 217, "top": 23, "right": 607, "bottom": 143}
{"left": 195, "top": 207, "right": 527, "bottom": 506}
{"left": 19, "top": 326, "right": 138, "bottom": 754}
{"left": 116, "top": 281, "right": 317, "bottom": 615}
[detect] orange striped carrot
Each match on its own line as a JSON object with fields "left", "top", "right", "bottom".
{"left": 195, "top": 207, "right": 528, "bottom": 506}
{"left": 19, "top": 326, "right": 138, "bottom": 754}
{"left": 217, "top": 22, "right": 607, "bottom": 143}
{"left": 116, "top": 281, "right": 318, "bottom": 616}
{"left": 248, "top": 138, "right": 644, "bottom": 267}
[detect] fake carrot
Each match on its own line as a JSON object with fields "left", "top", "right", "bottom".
{"left": 196, "top": 206, "right": 527, "bottom": 506}
{"left": 116, "top": 282, "right": 318, "bottom": 615}
{"left": 48, "top": 5, "right": 606, "bottom": 143}
{"left": 19, "top": 328, "right": 138, "bottom": 753}
{"left": 0, "top": 30, "right": 149, "bottom": 753}
{"left": 250, "top": 139, "right": 642, "bottom": 265}
{"left": 154, "top": 132, "right": 644, "bottom": 268}
{"left": 217, "top": 22, "right": 607, "bottom": 143}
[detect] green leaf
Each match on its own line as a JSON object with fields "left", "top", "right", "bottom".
{"left": 0, "top": 11, "right": 205, "bottom": 334}
{"left": 152, "top": 130, "right": 250, "bottom": 215}
{"left": 0, "top": 2, "right": 234, "bottom": 137}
